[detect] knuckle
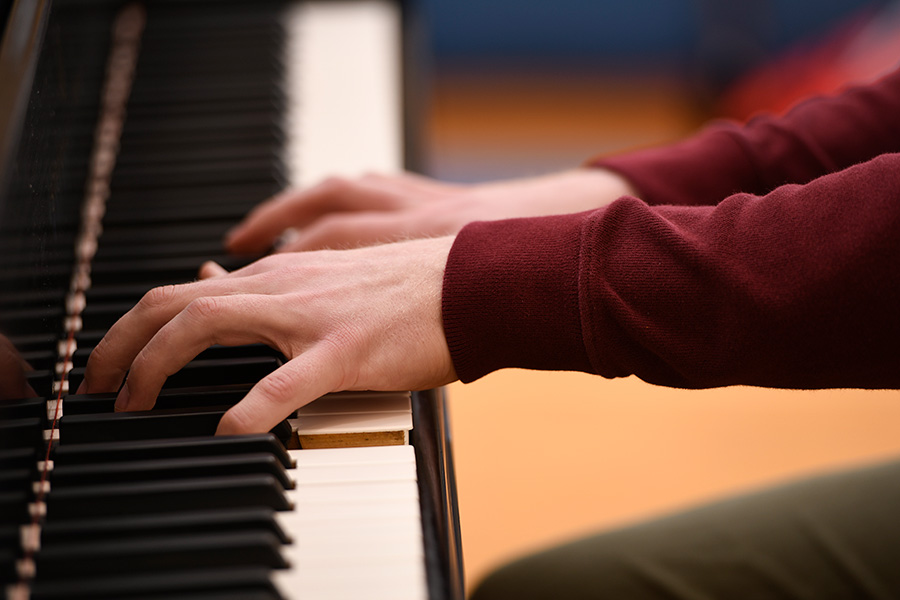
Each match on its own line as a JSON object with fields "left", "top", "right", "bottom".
{"left": 257, "top": 369, "right": 297, "bottom": 405}
{"left": 184, "top": 296, "right": 224, "bottom": 321}
{"left": 219, "top": 405, "right": 255, "bottom": 434}
{"left": 141, "top": 284, "right": 179, "bottom": 310}
{"left": 314, "top": 213, "right": 345, "bottom": 233}
{"left": 319, "top": 176, "right": 351, "bottom": 195}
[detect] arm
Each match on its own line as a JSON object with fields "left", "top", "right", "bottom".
{"left": 226, "top": 67, "right": 900, "bottom": 253}
{"left": 592, "top": 66, "right": 900, "bottom": 207}
{"left": 81, "top": 153, "right": 900, "bottom": 436}
{"left": 445, "top": 152, "right": 900, "bottom": 389}
{"left": 225, "top": 169, "right": 636, "bottom": 253}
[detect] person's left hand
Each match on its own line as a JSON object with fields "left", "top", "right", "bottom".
{"left": 77, "top": 237, "right": 458, "bottom": 434}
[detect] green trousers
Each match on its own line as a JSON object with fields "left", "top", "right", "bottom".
{"left": 471, "top": 457, "right": 900, "bottom": 599}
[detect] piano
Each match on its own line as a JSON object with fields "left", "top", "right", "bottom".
{"left": 0, "top": 0, "right": 463, "bottom": 598}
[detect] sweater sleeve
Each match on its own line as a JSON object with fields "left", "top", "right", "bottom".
{"left": 587, "top": 66, "right": 900, "bottom": 207}
{"left": 442, "top": 152, "right": 900, "bottom": 389}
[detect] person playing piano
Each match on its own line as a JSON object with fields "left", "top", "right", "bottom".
{"left": 79, "top": 65, "right": 900, "bottom": 598}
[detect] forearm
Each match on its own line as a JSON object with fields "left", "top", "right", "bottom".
{"left": 444, "top": 153, "right": 900, "bottom": 389}
{"left": 588, "top": 66, "right": 900, "bottom": 207}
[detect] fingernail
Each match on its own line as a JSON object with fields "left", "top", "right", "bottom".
{"left": 115, "top": 382, "right": 130, "bottom": 412}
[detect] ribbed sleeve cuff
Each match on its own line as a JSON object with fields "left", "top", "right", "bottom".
{"left": 441, "top": 213, "right": 595, "bottom": 383}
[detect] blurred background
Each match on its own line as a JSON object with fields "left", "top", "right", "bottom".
{"left": 415, "top": 0, "right": 900, "bottom": 594}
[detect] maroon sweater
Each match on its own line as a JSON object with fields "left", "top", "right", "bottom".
{"left": 442, "top": 66, "right": 900, "bottom": 389}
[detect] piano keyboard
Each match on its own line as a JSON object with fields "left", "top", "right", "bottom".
{"left": 0, "top": 1, "right": 460, "bottom": 599}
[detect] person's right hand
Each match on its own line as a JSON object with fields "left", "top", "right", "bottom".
{"left": 225, "top": 168, "right": 637, "bottom": 254}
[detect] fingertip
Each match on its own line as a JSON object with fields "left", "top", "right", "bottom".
{"left": 224, "top": 228, "right": 246, "bottom": 254}
{"left": 216, "top": 408, "right": 246, "bottom": 436}
{"left": 199, "top": 260, "right": 228, "bottom": 279}
{"left": 75, "top": 380, "right": 87, "bottom": 394}
{"left": 114, "top": 381, "right": 131, "bottom": 411}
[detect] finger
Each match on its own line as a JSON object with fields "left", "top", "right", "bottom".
{"left": 0, "top": 336, "right": 36, "bottom": 400}
{"left": 365, "top": 171, "right": 464, "bottom": 195}
{"left": 225, "top": 178, "right": 409, "bottom": 254}
{"left": 279, "top": 211, "right": 436, "bottom": 252}
{"left": 80, "top": 279, "right": 243, "bottom": 394}
{"left": 117, "top": 294, "right": 282, "bottom": 411}
{"left": 216, "top": 345, "right": 343, "bottom": 435}
{"left": 198, "top": 260, "right": 229, "bottom": 279}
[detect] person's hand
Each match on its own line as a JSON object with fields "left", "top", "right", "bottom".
{"left": 77, "top": 237, "right": 457, "bottom": 434}
{"left": 0, "top": 333, "right": 36, "bottom": 400}
{"left": 225, "top": 168, "right": 636, "bottom": 254}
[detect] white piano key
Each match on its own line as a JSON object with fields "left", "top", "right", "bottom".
{"left": 277, "top": 445, "right": 425, "bottom": 599}
{"left": 282, "top": 496, "right": 421, "bottom": 521}
{"left": 275, "top": 562, "right": 428, "bottom": 600}
{"left": 287, "top": 480, "right": 421, "bottom": 504}
{"left": 290, "top": 445, "right": 414, "bottom": 466}
{"left": 292, "top": 462, "right": 415, "bottom": 485}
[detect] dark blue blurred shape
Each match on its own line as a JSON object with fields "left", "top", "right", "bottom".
{"left": 423, "top": 0, "right": 886, "bottom": 82}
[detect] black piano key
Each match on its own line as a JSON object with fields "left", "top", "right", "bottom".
{"left": 97, "top": 221, "right": 234, "bottom": 245}
{"left": 7, "top": 332, "right": 60, "bottom": 354}
{"left": 72, "top": 342, "right": 280, "bottom": 368}
{"left": 67, "top": 356, "right": 281, "bottom": 394}
{"left": 0, "top": 264, "right": 72, "bottom": 290}
{"left": 58, "top": 406, "right": 292, "bottom": 446}
{"left": 0, "top": 397, "right": 46, "bottom": 420}
{"left": 51, "top": 453, "right": 293, "bottom": 490}
{"left": 0, "top": 306, "right": 64, "bottom": 335}
{"left": 0, "top": 447, "right": 40, "bottom": 470}
{"left": 0, "top": 491, "right": 30, "bottom": 525}
{"left": 127, "top": 78, "right": 283, "bottom": 109}
{"left": 0, "top": 548, "right": 17, "bottom": 584}
{"left": 102, "top": 181, "right": 278, "bottom": 211}
{"left": 30, "top": 566, "right": 284, "bottom": 600}
{"left": 46, "top": 473, "right": 292, "bottom": 518}
{"left": 59, "top": 406, "right": 232, "bottom": 443}
{"left": 25, "top": 370, "right": 54, "bottom": 399}
{"left": 120, "top": 99, "right": 280, "bottom": 127}
{"left": 64, "top": 388, "right": 248, "bottom": 414}
{"left": 78, "top": 303, "right": 136, "bottom": 331}
{"left": 0, "top": 417, "right": 44, "bottom": 449}
{"left": 35, "top": 531, "right": 287, "bottom": 579}
{"left": 92, "top": 239, "right": 231, "bottom": 262}
{"left": 40, "top": 507, "right": 290, "bottom": 545}
{"left": 0, "top": 468, "right": 35, "bottom": 492}
{"left": 19, "top": 350, "right": 58, "bottom": 371}
{"left": 52, "top": 433, "right": 292, "bottom": 468}
{"left": 120, "top": 111, "right": 281, "bottom": 138}
{"left": 83, "top": 284, "right": 168, "bottom": 306}
{"left": 88, "top": 254, "right": 253, "bottom": 285}
{"left": 103, "top": 189, "right": 273, "bottom": 223}
{"left": 0, "top": 289, "right": 66, "bottom": 311}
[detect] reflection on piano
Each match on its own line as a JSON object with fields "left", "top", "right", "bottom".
{"left": 0, "top": 1, "right": 463, "bottom": 598}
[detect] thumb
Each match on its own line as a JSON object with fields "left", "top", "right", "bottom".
{"left": 216, "top": 347, "right": 343, "bottom": 435}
